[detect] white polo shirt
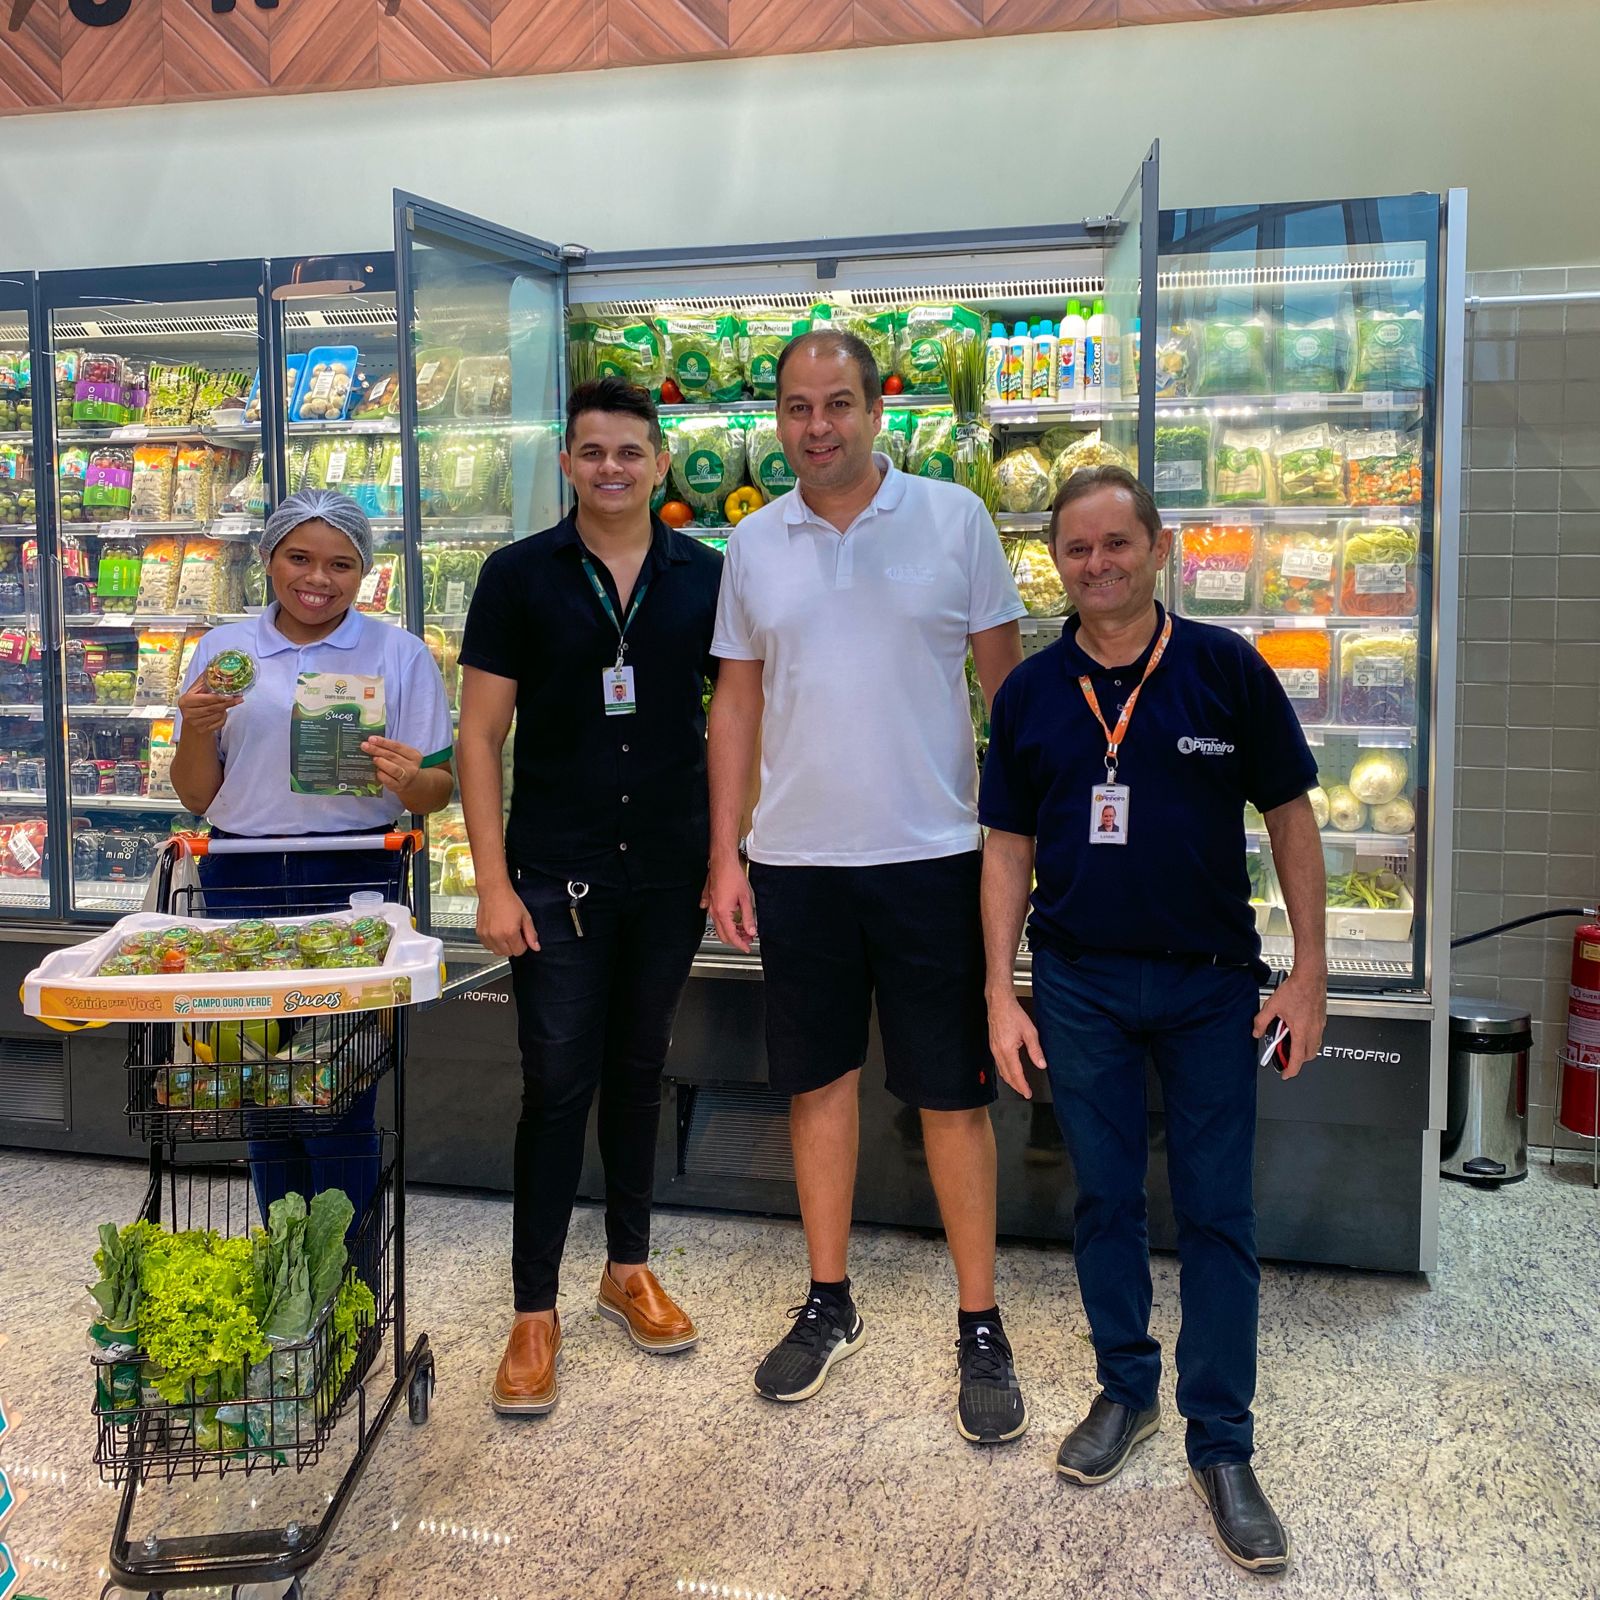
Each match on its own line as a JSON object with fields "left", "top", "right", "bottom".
{"left": 175, "top": 604, "right": 453, "bottom": 837}
{"left": 712, "top": 454, "right": 1025, "bottom": 867}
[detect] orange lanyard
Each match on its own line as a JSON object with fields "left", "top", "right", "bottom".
{"left": 1077, "top": 614, "right": 1173, "bottom": 780}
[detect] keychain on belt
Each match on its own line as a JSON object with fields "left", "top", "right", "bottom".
{"left": 1077, "top": 613, "right": 1173, "bottom": 847}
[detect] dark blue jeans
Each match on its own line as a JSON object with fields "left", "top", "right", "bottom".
{"left": 1032, "top": 945, "right": 1261, "bottom": 1468}
{"left": 199, "top": 838, "right": 399, "bottom": 1232}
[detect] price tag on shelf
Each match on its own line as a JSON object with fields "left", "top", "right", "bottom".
{"left": 1284, "top": 394, "right": 1319, "bottom": 412}
{"left": 110, "top": 424, "right": 149, "bottom": 442}
{"left": 1362, "top": 392, "right": 1396, "bottom": 411}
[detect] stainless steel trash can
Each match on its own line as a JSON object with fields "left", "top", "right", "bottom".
{"left": 1442, "top": 997, "right": 1531, "bottom": 1184}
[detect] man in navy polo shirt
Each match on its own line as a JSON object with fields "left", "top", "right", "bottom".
{"left": 979, "top": 465, "right": 1327, "bottom": 1574}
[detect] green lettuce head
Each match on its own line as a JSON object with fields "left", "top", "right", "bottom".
{"left": 669, "top": 414, "right": 748, "bottom": 523}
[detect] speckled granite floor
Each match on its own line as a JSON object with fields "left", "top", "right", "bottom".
{"left": 1, "top": 1149, "right": 1596, "bottom": 1600}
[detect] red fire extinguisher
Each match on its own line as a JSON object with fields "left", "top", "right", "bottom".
{"left": 1558, "top": 922, "right": 1600, "bottom": 1137}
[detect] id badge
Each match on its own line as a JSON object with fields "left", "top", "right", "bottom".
{"left": 602, "top": 665, "right": 637, "bottom": 716}
{"left": 1090, "top": 783, "right": 1129, "bottom": 845}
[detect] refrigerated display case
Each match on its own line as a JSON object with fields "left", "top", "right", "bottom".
{"left": 36, "top": 261, "right": 270, "bottom": 917}
{"left": 0, "top": 270, "right": 55, "bottom": 915}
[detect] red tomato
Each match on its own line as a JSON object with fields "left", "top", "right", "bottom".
{"left": 882, "top": 374, "right": 905, "bottom": 395}
{"left": 659, "top": 379, "right": 683, "bottom": 404}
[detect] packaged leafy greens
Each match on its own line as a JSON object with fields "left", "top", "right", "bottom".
{"left": 1273, "top": 425, "right": 1344, "bottom": 506}
{"left": 811, "top": 304, "right": 899, "bottom": 382}
{"left": 1153, "top": 424, "right": 1210, "bottom": 509}
{"left": 746, "top": 414, "right": 797, "bottom": 501}
{"left": 742, "top": 312, "right": 810, "bottom": 400}
{"left": 908, "top": 411, "right": 956, "bottom": 484}
{"left": 668, "top": 414, "right": 747, "bottom": 523}
{"left": 571, "top": 320, "right": 665, "bottom": 397}
{"left": 1196, "top": 316, "right": 1272, "bottom": 397}
{"left": 873, "top": 409, "right": 914, "bottom": 471}
{"left": 895, "top": 305, "right": 985, "bottom": 395}
{"left": 656, "top": 312, "right": 743, "bottom": 403}
{"left": 1277, "top": 319, "right": 1342, "bottom": 393}
{"left": 1349, "top": 308, "right": 1426, "bottom": 392}
{"left": 1212, "top": 428, "right": 1274, "bottom": 506}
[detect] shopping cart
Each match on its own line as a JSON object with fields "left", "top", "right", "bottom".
{"left": 91, "top": 832, "right": 438, "bottom": 1600}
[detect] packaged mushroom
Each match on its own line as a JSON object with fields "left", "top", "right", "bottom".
{"left": 290, "top": 345, "right": 360, "bottom": 423}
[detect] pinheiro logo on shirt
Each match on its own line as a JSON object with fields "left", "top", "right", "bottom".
{"left": 1177, "top": 735, "right": 1236, "bottom": 756}
{"left": 885, "top": 563, "right": 937, "bottom": 585}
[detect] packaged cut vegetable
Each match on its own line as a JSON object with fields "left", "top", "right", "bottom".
{"left": 1344, "top": 431, "right": 1421, "bottom": 506}
{"left": 1276, "top": 319, "right": 1342, "bottom": 393}
{"left": 129, "top": 447, "right": 178, "bottom": 521}
{"left": 134, "top": 631, "right": 183, "bottom": 707}
{"left": 746, "top": 415, "right": 798, "bottom": 501}
{"left": 455, "top": 355, "right": 512, "bottom": 419}
{"left": 908, "top": 412, "right": 956, "bottom": 484}
{"left": 1008, "top": 540, "right": 1069, "bottom": 618}
{"left": 304, "top": 437, "right": 367, "bottom": 494}
{"left": 136, "top": 538, "right": 185, "bottom": 614}
{"left": 145, "top": 364, "right": 201, "bottom": 428}
{"left": 657, "top": 314, "right": 743, "bottom": 405}
{"left": 1337, "top": 629, "right": 1417, "bottom": 727}
{"left": 573, "top": 322, "right": 663, "bottom": 398}
{"left": 292, "top": 346, "right": 360, "bottom": 422}
{"left": 1048, "top": 431, "right": 1131, "bottom": 493}
{"left": 1259, "top": 526, "right": 1339, "bottom": 615}
{"left": 1349, "top": 308, "right": 1426, "bottom": 392}
{"left": 1154, "top": 322, "right": 1193, "bottom": 399}
{"left": 811, "top": 304, "right": 899, "bottom": 382}
{"left": 742, "top": 312, "right": 810, "bottom": 400}
{"left": 1212, "top": 429, "right": 1273, "bottom": 506}
{"left": 351, "top": 371, "right": 402, "bottom": 420}
{"left": 218, "top": 451, "right": 266, "bottom": 520}
{"left": 1338, "top": 520, "right": 1419, "bottom": 616}
{"left": 667, "top": 415, "right": 747, "bottom": 523}
{"left": 1195, "top": 316, "right": 1272, "bottom": 397}
{"left": 1178, "top": 524, "right": 1257, "bottom": 616}
{"left": 1273, "top": 425, "right": 1344, "bottom": 506}
{"left": 433, "top": 548, "right": 485, "bottom": 616}
{"left": 423, "top": 432, "right": 507, "bottom": 518}
{"left": 873, "top": 409, "right": 914, "bottom": 472}
{"left": 1153, "top": 423, "right": 1210, "bottom": 509}
{"left": 995, "top": 447, "right": 1053, "bottom": 514}
{"left": 895, "top": 305, "right": 984, "bottom": 395}
{"left": 194, "top": 369, "right": 252, "bottom": 427}
{"left": 170, "top": 446, "right": 220, "bottom": 522}
{"left": 1255, "top": 626, "right": 1332, "bottom": 725}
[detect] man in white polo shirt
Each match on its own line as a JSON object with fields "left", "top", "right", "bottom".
{"left": 708, "top": 329, "right": 1028, "bottom": 1442}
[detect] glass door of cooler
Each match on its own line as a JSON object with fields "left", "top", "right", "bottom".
{"left": 37, "top": 259, "right": 270, "bottom": 919}
{"left": 0, "top": 271, "right": 57, "bottom": 916}
{"left": 392, "top": 192, "right": 567, "bottom": 940}
{"left": 1101, "top": 140, "right": 1159, "bottom": 478}
{"left": 1156, "top": 195, "right": 1444, "bottom": 991}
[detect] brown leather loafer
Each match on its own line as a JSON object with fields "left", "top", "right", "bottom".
{"left": 491, "top": 1313, "right": 561, "bottom": 1415}
{"left": 597, "top": 1265, "right": 699, "bottom": 1352}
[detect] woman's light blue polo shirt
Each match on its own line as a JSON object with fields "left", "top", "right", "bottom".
{"left": 175, "top": 604, "right": 453, "bottom": 836}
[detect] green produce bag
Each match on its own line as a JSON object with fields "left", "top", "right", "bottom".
{"left": 1196, "top": 317, "right": 1272, "bottom": 397}
{"left": 874, "top": 408, "right": 915, "bottom": 471}
{"left": 896, "top": 305, "right": 984, "bottom": 395}
{"left": 1277, "top": 320, "right": 1342, "bottom": 393}
{"left": 1349, "top": 309, "right": 1426, "bottom": 392}
{"left": 746, "top": 415, "right": 797, "bottom": 500}
{"left": 656, "top": 313, "right": 743, "bottom": 403}
{"left": 908, "top": 411, "right": 957, "bottom": 484}
{"left": 668, "top": 414, "right": 747, "bottom": 524}
{"left": 811, "top": 304, "right": 899, "bottom": 382}
{"left": 743, "top": 312, "right": 811, "bottom": 400}
{"left": 572, "top": 320, "right": 665, "bottom": 397}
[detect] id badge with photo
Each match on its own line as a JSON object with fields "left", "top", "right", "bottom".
{"left": 1089, "top": 783, "right": 1129, "bottom": 845}
{"left": 602, "top": 665, "right": 637, "bottom": 716}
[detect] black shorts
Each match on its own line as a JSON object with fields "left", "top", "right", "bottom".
{"left": 749, "top": 851, "right": 995, "bottom": 1111}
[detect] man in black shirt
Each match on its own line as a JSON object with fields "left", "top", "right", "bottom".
{"left": 980, "top": 467, "right": 1327, "bottom": 1573}
{"left": 458, "top": 379, "right": 722, "bottom": 1416}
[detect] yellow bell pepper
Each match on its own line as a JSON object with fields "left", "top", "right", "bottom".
{"left": 724, "top": 487, "right": 764, "bottom": 524}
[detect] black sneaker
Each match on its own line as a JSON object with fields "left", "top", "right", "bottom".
{"left": 955, "top": 1321, "right": 1029, "bottom": 1444}
{"left": 753, "top": 1292, "right": 864, "bottom": 1402}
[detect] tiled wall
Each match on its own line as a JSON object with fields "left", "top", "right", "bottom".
{"left": 1455, "top": 266, "right": 1600, "bottom": 1148}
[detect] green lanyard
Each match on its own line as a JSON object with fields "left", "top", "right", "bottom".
{"left": 580, "top": 554, "right": 651, "bottom": 668}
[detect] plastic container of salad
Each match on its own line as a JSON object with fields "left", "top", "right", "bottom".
{"left": 1177, "top": 523, "right": 1258, "bottom": 617}
{"left": 1337, "top": 628, "right": 1418, "bottom": 727}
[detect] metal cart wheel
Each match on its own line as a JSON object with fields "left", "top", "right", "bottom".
{"left": 408, "top": 1352, "right": 435, "bottom": 1424}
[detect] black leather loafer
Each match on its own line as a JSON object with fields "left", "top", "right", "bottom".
{"left": 1055, "top": 1393, "right": 1161, "bottom": 1484}
{"left": 1190, "top": 1463, "right": 1291, "bottom": 1573}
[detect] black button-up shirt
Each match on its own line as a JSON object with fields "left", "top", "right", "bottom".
{"left": 459, "top": 509, "right": 723, "bottom": 890}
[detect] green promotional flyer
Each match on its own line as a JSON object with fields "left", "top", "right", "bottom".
{"left": 290, "top": 672, "right": 385, "bottom": 797}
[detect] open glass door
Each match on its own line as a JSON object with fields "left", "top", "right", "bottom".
{"left": 392, "top": 193, "right": 567, "bottom": 945}
{"left": 1102, "top": 140, "right": 1159, "bottom": 481}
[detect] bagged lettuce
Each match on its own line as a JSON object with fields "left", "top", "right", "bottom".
{"left": 668, "top": 415, "right": 747, "bottom": 524}
{"left": 908, "top": 411, "right": 956, "bottom": 484}
{"left": 1273, "top": 425, "right": 1344, "bottom": 506}
{"left": 1349, "top": 309, "right": 1426, "bottom": 392}
{"left": 1212, "top": 428, "right": 1274, "bottom": 505}
{"left": 657, "top": 313, "right": 743, "bottom": 403}
{"left": 811, "top": 304, "right": 898, "bottom": 382}
{"left": 572, "top": 320, "right": 665, "bottom": 397}
{"left": 746, "top": 415, "right": 797, "bottom": 501}
{"left": 743, "top": 312, "right": 811, "bottom": 400}
{"left": 1277, "top": 319, "right": 1342, "bottom": 393}
{"left": 1196, "top": 316, "right": 1272, "bottom": 397}
{"left": 895, "top": 305, "right": 984, "bottom": 395}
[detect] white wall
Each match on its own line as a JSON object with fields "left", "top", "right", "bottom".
{"left": 5, "top": 0, "right": 1597, "bottom": 274}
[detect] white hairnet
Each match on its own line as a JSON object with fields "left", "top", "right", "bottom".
{"left": 260, "top": 488, "right": 374, "bottom": 573}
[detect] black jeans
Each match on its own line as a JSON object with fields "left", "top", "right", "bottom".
{"left": 508, "top": 868, "right": 705, "bottom": 1312}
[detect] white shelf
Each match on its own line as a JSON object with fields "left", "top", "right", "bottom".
{"left": 59, "top": 519, "right": 206, "bottom": 537}
{"left": 66, "top": 613, "right": 212, "bottom": 629}
{"left": 287, "top": 418, "right": 401, "bottom": 437}
{"left": 65, "top": 703, "right": 175, "bottom": 718}
{"left": 1156, "top": 390, "right": 1423, "bottom": 415}
{"left": 994, "top": 513, "right": 1050, "bottom": 534}
{"left": 75, "top": 878, "right": 148, "bottom": 907}
{"left": 0, "top": 523, "right": 38, "bottom": 537}
{"left": 1301, "top": 725, "right": 1415, "bottom": 747}
{"left": 0, "top": 430, "right": 32, "bottom": 444}
{"left": 1159, "top": 505, "right": 1420, "bottom": 522}
{"left": 985, "top": 401, "right": 1113, "bottom": 425}
{"left": 1250, "top": 827, "right": 1414, "bottom": 852}
{"left": 0, "top": 703, "right": 43, "bottom": 719}
{"left": 0, "top": 790, "right": 47, "bottom": 809}
{"left": 58, "top": 425, "right": 256, "bottom": 445}
{"left": 1172, "top": 613, "right": 1420, "bottom": 629}
{"left": 69, "top": 794, "right": 184, "bottom": 813}
{"left": 0, "top": 883, "right": 50, "bottom": 909}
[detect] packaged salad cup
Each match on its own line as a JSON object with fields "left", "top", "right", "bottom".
{"left": 1256, "top": 627, "right": 1333, "bottom": 725}
{"left": 1178, "top": 524, "right": 1258, "bottom": 617}
{"left": 204, "top": 649, "right": 257, "bottom": 696}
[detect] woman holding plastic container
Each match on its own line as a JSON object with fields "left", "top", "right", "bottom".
{"left": 171, "top": 488, "right": 454, "bottom": 1220}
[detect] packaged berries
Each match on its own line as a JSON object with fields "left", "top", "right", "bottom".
{"left": 204, "top": 649, "right": 257, "bottom": 696}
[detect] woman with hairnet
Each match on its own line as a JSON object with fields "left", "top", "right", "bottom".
{"left": 171, "top": 488, "right": 454, "bottom": 1219}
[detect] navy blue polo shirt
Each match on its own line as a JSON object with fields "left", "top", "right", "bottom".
{"left": 979, "top": 604, "right": 1317, "bottom": 970}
